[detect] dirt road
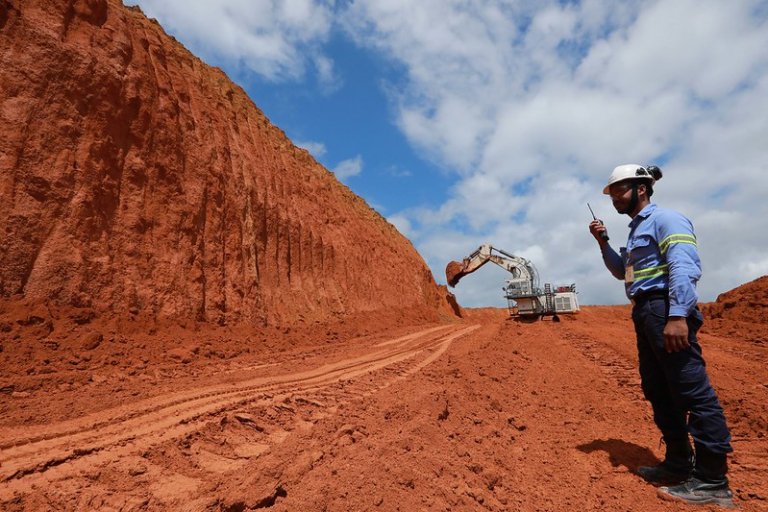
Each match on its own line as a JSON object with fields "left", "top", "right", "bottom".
{"left": 1, "top": 307, "right": 766, "bottom": 511}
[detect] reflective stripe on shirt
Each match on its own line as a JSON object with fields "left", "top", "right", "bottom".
{"left": 659, "top": 234, "right": 697, "bottom": 255}
{"left": 633, "top": 263, "right": 668, "bottom": 281}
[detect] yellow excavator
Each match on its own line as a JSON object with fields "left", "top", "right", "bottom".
{"left": 446, "top": 244, "right": 579, "bottom": 321}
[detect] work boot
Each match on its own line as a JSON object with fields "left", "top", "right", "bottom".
{"left": 637, "top": 437, "right": 693, "bottom": 485}
{"left": 658, "top": 446, "right": 735, "bottom": 508}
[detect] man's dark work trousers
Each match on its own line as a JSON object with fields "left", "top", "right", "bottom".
{"left": 632, "top": 296, "right": 732, "bottom": 455}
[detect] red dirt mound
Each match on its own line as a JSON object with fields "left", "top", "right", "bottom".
{"left": 0, "top": 0, "right": 454, "bottom": 328}
{"left": 702, "top": 275, "right": 768, "bottom": 324}
{"left": 700, "top": 275, "right": 768, "bottom": 345}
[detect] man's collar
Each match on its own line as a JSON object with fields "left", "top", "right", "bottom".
{"left": 628, "top": 203, "right": 656, "bottom": 227}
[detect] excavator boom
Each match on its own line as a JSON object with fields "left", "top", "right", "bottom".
{"left": 445, "top": 244, "right": 537, "bottom": 289}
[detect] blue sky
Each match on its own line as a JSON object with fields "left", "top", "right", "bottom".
{"left": 249, "top": 34, "right": 455, "bottom": 213}
{"left": 126, "top": 0, "right": 768, "bottom": 307}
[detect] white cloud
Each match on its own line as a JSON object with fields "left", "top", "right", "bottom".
{"left": 294, "top": 140, "right": 327, "bottom": 158}
{"left": 387, "top": 214, "right": 413, "bottom": 238}
{"left": 386, "top": 165, "right": 412, "bottom": 178}
{"left": 126, "top": 0, "right": 335, "bottom": 83}
{"left": 333, "top": 155, "right": 363, "bottom": 180}
{"left": 312, "top": 53, "right": 342, "bottom": 92}
{"left": 578, "top": 1, "right": 766, "bottom": 100}
{"left": 343, "top": 0, "right": 768, "bottom": 306}
{"left": 341, "top": 0, "right": 527, "bottom": 173}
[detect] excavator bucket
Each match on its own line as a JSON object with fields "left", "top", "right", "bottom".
{"left": 445, "top": 261, "right": 467, "bottom": 287}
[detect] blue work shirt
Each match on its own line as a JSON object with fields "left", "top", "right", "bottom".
{"left": 601, "top": 203, "right": 701, "bottom": 317}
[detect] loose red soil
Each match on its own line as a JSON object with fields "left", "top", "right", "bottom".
{"left": 1, "top": 303, "right": 766, "bottom": 511}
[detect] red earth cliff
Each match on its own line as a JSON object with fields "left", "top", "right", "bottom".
{"left": 0, "top": 0, "right": 454, "bottom": 328}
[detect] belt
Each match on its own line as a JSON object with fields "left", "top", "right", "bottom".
{"left": 630, "top": 289, "right": 668, "bottom": 306}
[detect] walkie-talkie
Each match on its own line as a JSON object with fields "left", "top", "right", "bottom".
{"left": 588, "top": 203, "right": 609, "bottom": 241}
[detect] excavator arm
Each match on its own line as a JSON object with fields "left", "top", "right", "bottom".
{"left": 445, "top": 244, "right": 539, "bottom": 292}
{"left": 445, "top": 245, "right": 493, "bottom": 286}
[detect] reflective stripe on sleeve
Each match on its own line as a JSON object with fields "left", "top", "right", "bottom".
{"left": 659, "top": 234, "right": 697, "bottom": 255}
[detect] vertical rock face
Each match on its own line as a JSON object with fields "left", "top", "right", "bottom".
{"left": 0, "top": 0, "right": 451, "bottom": 326}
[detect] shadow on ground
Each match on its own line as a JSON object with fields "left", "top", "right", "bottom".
{"left": 578, "top": 438, "right": 659, "bottom": 472}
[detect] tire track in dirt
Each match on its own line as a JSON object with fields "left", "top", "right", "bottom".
{"left": 0, "top": 324, "right": 478, "bottom": 498}
{"left": 559, "top": 328, "right": 646, "bottom": 404}
{"left": 0, "top": 324, "right": 456, "bottom": 450}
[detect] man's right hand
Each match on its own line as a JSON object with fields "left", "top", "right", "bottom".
{"left": 589, "top": 220, "right": 609, "bottom": 246}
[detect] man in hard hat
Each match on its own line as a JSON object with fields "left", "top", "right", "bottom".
{"left": 589, "top": 164, "right": 734, "bottom": 508}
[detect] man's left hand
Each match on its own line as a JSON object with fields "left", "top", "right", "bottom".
{"left": 663, "top": 317, "right": 689, "bottom": 353}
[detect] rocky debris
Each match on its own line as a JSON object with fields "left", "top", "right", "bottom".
{"left": 234, "top": 412, "right": 265, "bottom": 432}
{"left": 166, "top": 348, "right": 193, "bottom": 364}
{"left": 221, "top": 480, "right": 287, "bottom": 512}
{"left": 334, "top": 423, "right": 367, "bottom": 446}
{"left": 90, "top": 374, "right": 108, "bottom": 384}
{"left": 81, "top": 332, "right": 103, "bottom": 350}
{"left": 293, "top": 396, "right": 324, "bottom": 407}
{"left": 70, "top": 309, "right": 96, "bottom": 325}
{"left": 128, "top": 464, "right": 147, "bottom": 476}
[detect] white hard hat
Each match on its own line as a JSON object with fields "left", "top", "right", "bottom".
{"left": 602, "top": 164, "right": 655, "bottom": 194}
